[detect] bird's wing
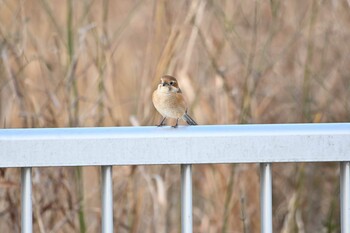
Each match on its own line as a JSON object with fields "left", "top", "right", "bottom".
{"left": 175, "top": 92, "right": 187, "bottom": 110}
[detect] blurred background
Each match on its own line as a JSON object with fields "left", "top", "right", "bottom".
{"left": 0, "top": 0, "right": 349, "bottom": 232}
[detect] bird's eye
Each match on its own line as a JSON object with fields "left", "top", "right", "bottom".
{"left": 170, "top": 81, "right": 174, "bottom": 85}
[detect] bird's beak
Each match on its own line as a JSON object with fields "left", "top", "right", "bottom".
{"left": 162, "top": 83, "right": 168, "bottom": 87}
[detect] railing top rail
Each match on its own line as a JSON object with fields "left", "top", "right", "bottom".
{"left": 0, "top": 123, "right": 349, "bottom": 168}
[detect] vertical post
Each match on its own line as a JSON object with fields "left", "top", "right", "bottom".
{"left": 260, "top": 163, "right": 273, "bottom": 233}
{"left": 21, "top": 167, "right": 32, "bottom": 233}
{"left": 340, "top": 162, "right": 350, "bottom": 233}
{"left": 181, "top": 164, "right": 192, "bottom": 233}
{"left": 101, "top": 166, "right": 113, "bottom": 233}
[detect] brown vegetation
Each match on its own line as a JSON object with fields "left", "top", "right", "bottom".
{"left": 0, "top": 0, "right": 349, "bottom": 232}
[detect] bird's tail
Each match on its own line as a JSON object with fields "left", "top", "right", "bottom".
{"left": 182, "top": 112, "right": 197, "bottom": 125}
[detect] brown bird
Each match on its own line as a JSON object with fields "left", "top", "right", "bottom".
{"left": 152, "top": 75, "right": 197, "bottom": 128}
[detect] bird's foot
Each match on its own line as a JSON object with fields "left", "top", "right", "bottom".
{"left": 172, "top": 119, "right": 179, "bottom": 128}
{"left": 157, "top": 117, "right": 166, "bottom": 127}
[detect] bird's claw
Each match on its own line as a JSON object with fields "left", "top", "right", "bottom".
{"left": 172, "top": 119, "right": 179, "bottom": 128}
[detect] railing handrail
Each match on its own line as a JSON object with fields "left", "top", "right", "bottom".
{"left": 0, "top": 123, "right": 349, "bottom": 168}
{"left": 1, "top": 123, "right": 349, "bottom": 233}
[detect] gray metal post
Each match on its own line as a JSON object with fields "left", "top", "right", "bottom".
{"left": 21, "top": 167, "right": 32, "bottom": 233}
{"left": 340, "top": 162, "right": 350, "bottom": 233}
{"left": 181, "top": 164, "right": 192, "bottom": 233}
{"left": 101, "top": 166, "right": 113, "bottom": 233}
{"left": 260, "top": 163, "right": 273, "bottom": 233}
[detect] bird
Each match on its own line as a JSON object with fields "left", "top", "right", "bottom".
{"left": 152, "top": 75, "right": 197, "bottom": 128}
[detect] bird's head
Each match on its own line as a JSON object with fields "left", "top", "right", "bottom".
{"left": 157, "top": 75, "right": 181, "bottom": 93}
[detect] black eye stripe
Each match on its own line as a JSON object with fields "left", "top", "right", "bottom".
{"left": 160, "top": 80, "right": 176, "bottom": 86}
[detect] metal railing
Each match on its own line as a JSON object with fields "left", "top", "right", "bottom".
{"left": 0, "top": 123, "right": 349, "bottom": 233}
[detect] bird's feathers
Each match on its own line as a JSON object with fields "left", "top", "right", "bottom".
{"left": 153, "top": 75, "right": 197, "bottom": 126}
{"left": 182, "top": 113, "right": 197, "bottom": 125}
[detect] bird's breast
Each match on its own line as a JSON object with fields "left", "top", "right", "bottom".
{"left": 152, "top": 91, "right": 186, "bottom": 119}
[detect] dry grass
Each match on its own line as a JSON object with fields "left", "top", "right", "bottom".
{"left": 0, "top": 0, "right": 349, "bottom": 232}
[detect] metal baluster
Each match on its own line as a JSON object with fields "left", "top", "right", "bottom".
{"left": 21, "top": 167, "right": 32, "bottom": 233}
{"left": 181, "top": 164, "right": 192, "bottom": 233}
{"left": 340, "top": 162, "right": 350, "bottom": 233}
{"left": 260, "top": 163, "right": 273, "bottom": 233}
{"left": 101, "top": 166, "right": 113, "bottom": 233}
